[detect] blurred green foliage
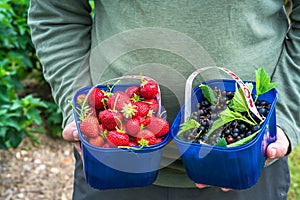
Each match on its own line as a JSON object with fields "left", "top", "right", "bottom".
{"left": 0, "top": 0, "right": 62, "bottom": 149}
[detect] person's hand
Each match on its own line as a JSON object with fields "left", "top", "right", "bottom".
{"left": 62, "top": 121, "right": 82, "bottom": 158}
{"left": 195, "top": 126, "right": 290, "bottom": 191}
{"left": 265, "top": 126, "right": 290, "bottom": 165}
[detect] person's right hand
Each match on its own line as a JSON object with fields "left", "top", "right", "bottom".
{"left": 62, "top": 121, "right": 82, "bottom": 158}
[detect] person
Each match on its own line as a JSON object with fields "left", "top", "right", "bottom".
{"left": 28, "top": 0, "right": 299, "bottom": 199}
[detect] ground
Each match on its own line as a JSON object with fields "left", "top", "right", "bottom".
{"left": 0, "top": 133, "right": 75, "bottom": 200}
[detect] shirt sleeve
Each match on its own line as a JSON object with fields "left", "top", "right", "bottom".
{"left": 272, "top": 1, "right": 300, "bottom": 151}
{"left": 28, "top": 0, "right": 93, "bottom": 128}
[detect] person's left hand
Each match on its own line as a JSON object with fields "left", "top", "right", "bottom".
{"left": 195, "top": 126, "right": 290, "bottom": 191}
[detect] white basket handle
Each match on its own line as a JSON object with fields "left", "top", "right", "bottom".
{"left": 184, "top": 66, "right": 262, "bottom": 122}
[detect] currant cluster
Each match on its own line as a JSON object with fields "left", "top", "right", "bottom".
{"left": 182, "top": 87, "right": 272, "bottom": 146}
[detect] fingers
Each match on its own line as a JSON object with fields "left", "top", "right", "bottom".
{"left": 266, "top": 127, "right": 289, "bottom": 159}
{"left": 265, "top": 127, "right": 289, "bottom": 165}
{"left": 195, "top": 183, "right": 232, "bottom": 192}
{"left": 62, "top": 121, "right": 79, "bottom": 142}
{"left": 195, "top": 183, "right": 207, "bottom": 189}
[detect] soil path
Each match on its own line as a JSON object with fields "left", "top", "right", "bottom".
{"left": 0, "top": 134, "right": 75, "bottom": 200}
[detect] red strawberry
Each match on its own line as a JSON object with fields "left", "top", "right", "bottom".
{"left": 98, "top": 109, "right": 123, "bottom": 131}
{"left": 144, "top": 99, "right": 159, "bottom": 113}
{"left": 107, "top": 91, "right": 131, "bottom": 111}
{"left": 88, "top": 88, "right": 107, "bottom": 110}
{"left": 133, "top": 102, "right": 150, "bottom": 117}
{"left": 146, "top": 116, "right": 169, "bottom": 137}
{"left": 80, "top": 116, "right": 100, "bottom": 138}
{"left": 76, "top": 94, "right": 87, "bottom": 106}
{"left": 89, "top": 136, "right": 105, "bottom": 147}
{"left": 125, "top": 86, "right": 140, "bottom": 98}
{"left": 106, "top": 129, "right": 130, "bottom": 147}
{"left": 121, "top": 103, "right": 138, "bottom": 119}
{"left": 136, "top": 129, "right": 157, "bottom": 146}
{"left": 125, "top": 117, "right": 142, "bottom": 136}
{"left": 154, "top": 137, "right": 163, "bottom": 144}
{"left": 140, "top": 79, "right": 159, "bottom": 99}
{"left": 102, "top": 143, "right": 111, "bottom": 148}
{"left": 136, "top": 115, "right": 152, "bottom": 127}
{"left": 128, "top": 141, "right": 138, "bottom": 147}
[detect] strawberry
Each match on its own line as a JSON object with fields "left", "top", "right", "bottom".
{"left": 140, "top": 79, "right": 159, "bottom": 99}
{"left": 76, "top": 94, "right": 87, "bottom": 107}
{"left": 80, "top": 116, "right": 100, "bottom": 138}
{"left": 125, "top": 117, "right": 142, "bottom": 136}
{"left": 154, "top": 137, "right": 163, "bottom": 144}
{"left": 89, "top": 136, "right": 105, "bottom": 147}
{"left": 88, "top": 87, "right": 107, "bottom": 110}
{"left": 102, "top": 143, "right": 111, "bottom": 148}
{"left": 128, "top": 141, "right": 138, "bottom": 147}
{"left": 106, "top": 129, "right": 130, "bottom": 147}
{"left": 133, "top": 102, "right": 150, "bottom": 117}
{"left": 98, "top": 109, "right": 123, "bottom": 131}
{"left": 125, "top": 86, "right": 140, "bottom": 98}
{"left": 107, "top": 91, "right": 131, "bottom": 111}
{"left": 146, "top": 116, "right": 169, "bottom": 137}
{"left": 144, "top": 99, "right": 159, "bottom": 113}
{"left": 136, "top": 129, "right": 157, "bottom": 146}
{"left": 121, "top": 103, "right": 138, "bottom": 119}
{"left": 137, "top": 115, "right": 152, "bottom": 127}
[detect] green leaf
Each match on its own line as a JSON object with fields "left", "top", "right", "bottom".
{"left": 0, "top": 127, "right": 8, "bottom": 138}
{"left": 206, "top": 108, "right": 238, "bottom": 136}
{"left": 178, "top": 119, "right": 200, "bottom": 137}
{"left": 214, "top": 137, "right": 227, "bottom": 147}
{"left": 229, "top": 83, "right": 253, "bottom": 113}
{"left": 26, "top": 108, "right": 42, "bottom": 125}
{"left": 207, "top": 108, "right": 256, "bottom": 137}
{"left": 255, "top": 68, "right": 278, "bottom": 97}
{"left": 199, "top": 84, "right": 217, "bottom": 105}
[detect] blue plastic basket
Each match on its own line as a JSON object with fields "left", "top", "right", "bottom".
{"left": 72, "top": 84, "right": 169, "bottom": 190}
{"left": 170, "top": 79, "right": 278, "bottom": 190}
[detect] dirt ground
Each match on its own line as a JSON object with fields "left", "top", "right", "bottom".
{"left": 0, "top": 134, "right": 75, "bottom": 200}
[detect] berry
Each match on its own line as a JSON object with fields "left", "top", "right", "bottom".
{"left": 136, "top": 129, "right": 157, "bottom": 146}
{"left": 144, "top": 99, "right": 159, "bottom": 113}
{"left": 88, "top": 88, "right": 107, "bottom": 110}
{"left": 125, "top": 117, "right": 142, "bottom": 136}
{"left": 98, "top": 109, "right": 123, "bottom": 131}
{"left": 79, "top": 116, "right": 100, "bottom": 138}
{"left": 106, "top": 129, "right": 130, "bottom": 147}
{"left": 140, "top": 79, "right": 159, "bottom": 99}
{"left": 133, "top": 102, "right": 150, "bottom": 117}
{"left": 146, "top": 116, "right": 169, "bottom": 137}
{"left": 76, "top": 94, "right": 87, "bottom": 107}
{"left": 107, "top": 91, "right": 131, "bottom": 111}
{"left": 125, "top": 85, "right": 140, "bottom": 98}
{"left": 89, "top": 136, "right": 105, "bottom": 147}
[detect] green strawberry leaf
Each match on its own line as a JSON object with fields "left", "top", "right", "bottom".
{"left": 199, "top": 84, "right": 217, "bottom": 105}
{"left": 255, "top": 68, "right": 278, "bottom": 98}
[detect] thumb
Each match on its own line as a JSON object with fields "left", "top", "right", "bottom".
{"left": 62, "top": 121, "right": 80, "bottom": 142}
{"left": 266, "top": 127, "right": 289, "bottom": 159}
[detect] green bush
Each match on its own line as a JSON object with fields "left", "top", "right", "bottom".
{"left": 0, "top": 0, "right": 62, "bottom": 149}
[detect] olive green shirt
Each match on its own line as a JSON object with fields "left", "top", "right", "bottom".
{"left": 28, "top": 0, "right": 300, "bottom": 188}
